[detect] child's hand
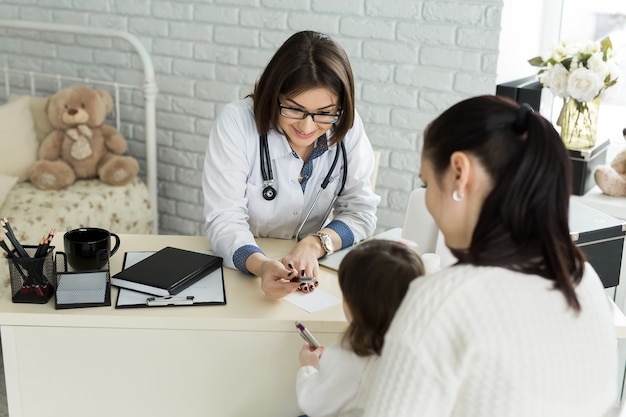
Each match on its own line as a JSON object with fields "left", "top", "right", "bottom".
{"left": 299, "top": 343, "right": 324, "bottom": 368}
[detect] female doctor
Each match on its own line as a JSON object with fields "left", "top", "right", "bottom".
{"left": 202, "top": 31, "right": 380, "bottom": 299}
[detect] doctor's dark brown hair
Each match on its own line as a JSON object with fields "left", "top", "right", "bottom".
{"left": 422, "top": 94, "right": 585, "bottom": 311}
{"left": 251, "top": 31, "right": 355, "bottom": 146}
{"left": 338, "top": 239, "right": 425, "bottom": 356}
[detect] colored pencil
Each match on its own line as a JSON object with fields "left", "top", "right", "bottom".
{"left": 0, "top": 236, "right": 13, "bottom": 258}
{"left": 1, "top": 218, "right": 28, "bottom": 258}
{"left": 34, "top": 235, "right": 47, "bottom": 258}
{"left": 34, "top": 229, "right": 55, "bottom": 258}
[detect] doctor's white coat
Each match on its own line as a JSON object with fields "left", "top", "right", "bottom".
{"left": 202, "top": 98, "right": 380, "bottom": 270}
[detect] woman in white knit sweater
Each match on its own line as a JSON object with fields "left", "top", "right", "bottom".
{"left": 364, "top": 95, "right": 617, "bottom": 417}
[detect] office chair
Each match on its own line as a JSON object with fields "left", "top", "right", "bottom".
{"left": 401, "top": 187, "right": 456, "bottom": 267}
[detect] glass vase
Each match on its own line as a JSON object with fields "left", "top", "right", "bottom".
{"left": 556, "top": 97, "right": 600, "bottom": 150}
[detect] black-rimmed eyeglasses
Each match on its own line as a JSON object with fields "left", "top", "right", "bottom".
{"left": 279, "top": 104, "right": 342, "bottom": 124}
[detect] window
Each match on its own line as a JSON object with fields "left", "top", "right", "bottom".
{"left": 498, "top": 0, "right": 625, "bottom": 140}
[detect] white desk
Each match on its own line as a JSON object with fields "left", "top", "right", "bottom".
{"left": 0, "top": 235, "right": 347, "bottom": 417}
{"left": 1, "top": 233, "right": 625, "bottom": 416}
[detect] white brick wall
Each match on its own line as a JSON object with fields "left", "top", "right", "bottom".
{"left": 0, "top": 0, "right": 503, "bottom": 236}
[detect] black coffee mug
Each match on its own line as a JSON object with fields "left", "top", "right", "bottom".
{"left": 64, "top": 227, "right": 121, "bottom": 271}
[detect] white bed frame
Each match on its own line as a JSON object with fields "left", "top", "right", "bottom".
{"left": 0, "top": 20, "right": 158, "bottom": 233}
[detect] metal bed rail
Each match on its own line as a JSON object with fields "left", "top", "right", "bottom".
{"left": 0, "top": 19, "right": 159, "bottom": 233}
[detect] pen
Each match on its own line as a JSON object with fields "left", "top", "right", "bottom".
{"left": 290, "top": 269, "right": 314, "bottom": 282}
{"left": 295, "top": 321, "right": 321, "bottom": 348}
{"left": 146, "top": 295, "right": 195, "bottom": 306}
{"left": 290, "top": 276, "right": 314, "bottom": 282}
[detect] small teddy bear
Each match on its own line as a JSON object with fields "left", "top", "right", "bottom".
{"left": 29, "top": 85, "right": 139, "bottom": 190}
{"left": 594, "top": 129, "right": 626, "bottom": 197}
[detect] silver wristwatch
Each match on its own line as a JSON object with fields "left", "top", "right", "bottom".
{"left": 311, "top": 232, "right": 334, "bottom": 257}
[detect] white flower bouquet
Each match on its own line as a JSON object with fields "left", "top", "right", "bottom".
{"left": 528, "top": 37, "right": 621, "bottom": 102}
{"left": 528, "top": 37, "right": 621, "bottom": 149}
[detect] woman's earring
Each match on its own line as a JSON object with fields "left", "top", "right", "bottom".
{"left": 452, "top": 190, "right": 463, "bottom": 202}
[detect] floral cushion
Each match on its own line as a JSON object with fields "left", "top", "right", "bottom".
{"left": 0, "top": 178, "right": 153, "bottom": 294}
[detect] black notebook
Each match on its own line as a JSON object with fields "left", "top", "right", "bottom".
{"left": 111, "top": 247, "right": 223, "bottom": 296}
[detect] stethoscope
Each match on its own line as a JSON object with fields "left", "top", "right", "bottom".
{"left": 259, "top": 133, "right": 348, "bottom": 239}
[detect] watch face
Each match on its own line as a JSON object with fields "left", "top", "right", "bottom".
{"left": 320, "top": 233, "right": 333, "bottom": 254}
{"left": 313, "top": 232, "right": 333, "bottom": 256}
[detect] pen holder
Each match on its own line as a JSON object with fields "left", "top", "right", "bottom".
{"left": 54, "top": 251, "right": 111, "bottom": 309}
{"left": 9, "top": 245, "right": 56, "bottom": 304}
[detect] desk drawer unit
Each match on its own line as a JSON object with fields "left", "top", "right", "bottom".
{"left": 570, "top": 200, "right": 626, "bottom": 288}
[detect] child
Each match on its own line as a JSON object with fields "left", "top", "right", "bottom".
{"left": 296, "top": 239, "right": 425, "bottom": 417}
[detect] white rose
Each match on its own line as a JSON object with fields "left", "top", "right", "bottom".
{"left": 607, "top": 60, "right": 622, "bottom": 84}
{"left": 567, "top": 68, "right": 604, "bottom": 102}
{"left": 541, "top": 63, "right": 570, "bottom": 98}
{"left": 587, "top": 52, "right": 609, "bottom": 79}
{"left": 551, "top": 41, "right": 568, "bottom": 61}
{"left": 601, "top": 61, "right": 623, "bottom": 99}
{"left": 562, "top": 42, "right": 581, "bottom": 58}
{"left": 581, "top": 40, "right": 600, "bottom": 55}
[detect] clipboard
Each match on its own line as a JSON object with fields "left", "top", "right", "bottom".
{"left": 318, "top": 228, "right": 404, "bottom": 271}
{"left": 115, "top": 251, "right": 227, "bottom": 308}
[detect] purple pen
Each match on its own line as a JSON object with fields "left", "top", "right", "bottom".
{"left": 295, "top": 321, "right": 321, "bottom": 348}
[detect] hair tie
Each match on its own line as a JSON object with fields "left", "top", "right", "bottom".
{"left": 512, "top": 103, "right": 533, "bottom": 133}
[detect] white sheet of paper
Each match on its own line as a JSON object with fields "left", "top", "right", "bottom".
{"left": 283, "top": 289, "right": 341, "bottom": 313}
{"left": 116, "top": 268, "right": 225, "bottom": 306}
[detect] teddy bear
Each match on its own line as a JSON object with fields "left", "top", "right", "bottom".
{"left": 29, "top": 85, "right": 139, "bottom": 190}
{"left": 594, "top": 129, "right": 626, "bottom": 197}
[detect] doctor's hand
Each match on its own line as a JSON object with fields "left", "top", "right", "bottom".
{"left": 280, "top": 241, "right": 321, "bottom": 293}
{"left": 247, "top": 253, "right": 301, "bottom": 299}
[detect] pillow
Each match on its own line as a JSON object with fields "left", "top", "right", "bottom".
{"left": 0, "top": 174, "right": 18, "bottom": 209}
{"left": 0, "top": 96, "right": 39, "bottom": 182}
{"left": 8, "top": 94, "right": 54, "bottom": 141}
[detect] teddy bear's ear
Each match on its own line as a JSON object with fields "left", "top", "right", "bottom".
{"left": 96, "top": 89, "right": 114, "bottom": 113}
{"left": 43, "top": 96, "right": 51, "bottom": 115}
